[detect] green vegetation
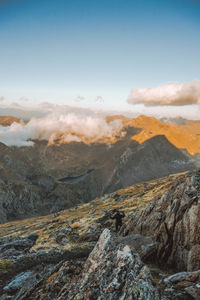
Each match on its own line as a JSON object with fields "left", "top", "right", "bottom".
{"left": 0, "top": 259, "right": 14, "bottom": 275}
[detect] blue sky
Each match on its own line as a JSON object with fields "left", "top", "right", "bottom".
{"left": 0, "top": 0, "right": 200, "bottom": 110}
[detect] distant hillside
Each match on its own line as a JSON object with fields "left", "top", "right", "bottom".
{"left": 177, "top": 119, "right": 200, "bottom": 135}
{"left": 127, "top": 115, "right": 200, "bottom": 155}
{"left": 0, "top": 130, "right": 195, "bottom": 223}
{"left": 0, "top": 116, "right": 21, "bottom": 126}
{"left": 104, "top": 134, "right": 194, "bottom": 193}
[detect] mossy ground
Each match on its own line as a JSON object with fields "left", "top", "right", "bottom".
{"left": 0, "top": 259, "right": 14, "bottom": 275}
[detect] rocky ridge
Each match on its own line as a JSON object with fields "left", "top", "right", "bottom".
{"left": 122, "top": 169, "right": 200, "bottom": 272}
{"left": 128, "top": 115, "right": 200, "bottom": 155}
{"left": 0, "top": 170, "right": 200, "bottom": 299}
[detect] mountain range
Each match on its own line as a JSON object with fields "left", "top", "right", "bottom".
{"left": 0, "top": 114, "right": 199, "bottom": 223}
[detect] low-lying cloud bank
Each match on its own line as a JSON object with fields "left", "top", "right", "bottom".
{"left": 128, "top": 80, "right": 200, "bottom": 106}
{"left": 0, "top": 111, "right": 125, "bottom": 147}
{"left": 126, "top": 104, "right": 200, "bottom": 120}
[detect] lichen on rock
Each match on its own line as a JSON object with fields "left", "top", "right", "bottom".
{"left": 58, "top": 229, "right": 161, "bottom": 300}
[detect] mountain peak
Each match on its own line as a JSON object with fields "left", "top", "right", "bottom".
{"left": 129, "top": 115, "right": 200, "bottom": 155}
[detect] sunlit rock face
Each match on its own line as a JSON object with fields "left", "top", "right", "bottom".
{"left": 122, "top": 170, "right": 200, "bottom": 272}
{"left": 129, "top": 115, "right": 200, "bottom": 155}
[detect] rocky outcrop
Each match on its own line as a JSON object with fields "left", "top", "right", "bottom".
{"left": 162, "top": 270, "right": 200, "bottom": 299}
{"left": 118, "top": 234, "right": 158, "bottom": 263}
{"left": 0, "top": 233, "right": 38, "bottom": 259}
{"left": 122, "top": 170, "right": 200, "bottom": 272}
{"left": 0, "top": 231, "right": 92, "bottom": 299}
{"left": 0, "top": 229, "right": 162, "bottom": 300}
{"left": 58, "top": 229, "right": 161, "bottom": 300}
{"left": 0, "top": 225, "right": 200, "bottom": 299}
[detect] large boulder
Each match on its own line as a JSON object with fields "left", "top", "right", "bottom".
{"left": 58, "top": 229, "right": 161, "bottom": 300}
{"left": 0, "top": 233, "right": 38, "bottom": 259}
{"left": 119, "top": 234, "right": 158, "bottom": 263}
{"left": 0, "top": 233, "right": 93, "bottom": 299}
{"left": 162, "top": 270, "right": 200, "bottom": 299}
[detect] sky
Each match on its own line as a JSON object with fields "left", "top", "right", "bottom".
{"left": 0, "top": 0, "right": 200, "bottom": 115}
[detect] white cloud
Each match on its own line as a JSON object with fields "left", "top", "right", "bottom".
{"left": 0, "top": 111, "right": 125, "bottom": 147}
{"left": 11, "top": 102, "right": 22, "bottom": 107}
{"left": 0, "top": 122, "right": 35, "bottom": 147}
{"left": 39, "top": 102, "right": 55, "bottom": 110}
{"left": 74, "top": 95, "right": 85, "bottom": 102}
{"left": 0, "top": 96, "right": 4, "bottom": 102}
{"left": 127, "top": 80, "right": 200, "bottom": 106}
{"left": 125, "top": 104, "right": 200, "bottom": 120}
{"left": 95, "top": 96, "right": 104, "bottom": 103}
{"left": 18, "top": 96, "right": 29, "bottom": 102}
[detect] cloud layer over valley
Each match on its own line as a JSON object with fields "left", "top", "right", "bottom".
{"left": 1, "top": 78, "right": 200, "bottom": 147}
{"left": 0, "top": 110, "right": 125, "bottom": 147}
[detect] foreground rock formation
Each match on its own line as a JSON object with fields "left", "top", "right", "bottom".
{"left": 58, "top": 229, "right": 161, "bottom": 300}
{"left": 122, "top": 170, "right": 200, "bottom": 272}
{"left": 0, "top": 170, "right": 200, "bottom": 299}
{"left": 1, "top": 227, "right": 199, "bottom": 299}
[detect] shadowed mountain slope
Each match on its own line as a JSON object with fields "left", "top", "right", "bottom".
{"left": 0, "top": 130, "right": 195, "bottom": 223}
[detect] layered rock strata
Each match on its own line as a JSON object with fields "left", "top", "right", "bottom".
{"left": 122, "top": 170, "right": 200, "bottom": 272}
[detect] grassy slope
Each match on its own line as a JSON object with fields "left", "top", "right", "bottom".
{"left": 0, "top": 171, "right": 188, "bottom": 252}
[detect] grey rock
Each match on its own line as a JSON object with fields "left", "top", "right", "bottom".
{"left": 185, "top": 285, "right": 200, "bottom": 300}
{"left": 119, "top": 234, "right": 158, "bottom": 263}
{"left": 3, "top": 271, "right": 32, "bottom": 294}
{"left": 58, "top": 229, "right": 161, "bottom": 300}
{"left": 122, "top": 171, "right": 200, "bottom": 272}
{"left": 26, "top": 233, "right": 39, "bottom": 242}
{"left": 0, "top": 233, "right": 38, "bottom": 259}
{"left": 163, "top": 272, "right": 189, "bottom": 284}
{"left": 162, "top": 270, "right": 200, "bottom": 300}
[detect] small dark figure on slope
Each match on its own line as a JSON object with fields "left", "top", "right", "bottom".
{"left": 110, "top": 209, "right": 125, "bottom": 232}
